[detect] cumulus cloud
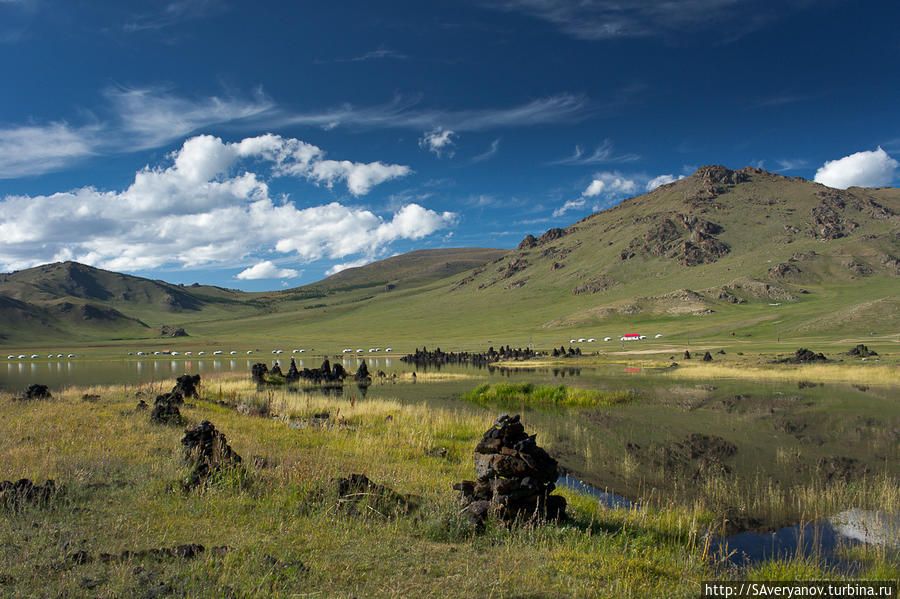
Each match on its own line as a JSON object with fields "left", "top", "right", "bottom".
{"left": 645, "top": 173, "right": 685, "bottom": 191}
{"left": 0, "top": 134, "right": 452, "bottom": 273}
{"left": 814, "top": 147, "right": 899, "bottom": 189}
{"left": 582, "top": 173, "right": 637, "bottom": 197}
{"left": 419, "top": 128, "right": 456, "bottom": 157}
{"left": 236, "top": 261, "right": 300, "bottom": 280}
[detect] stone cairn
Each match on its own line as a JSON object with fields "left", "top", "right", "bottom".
{"left": 181, "top": 420, "right": 242, "bottom": 488}
{"left": 149, "top": 374, "right": 200, "bottom": 426}
{"left": 453, "top": 414, "right": 566, "bottom": 528}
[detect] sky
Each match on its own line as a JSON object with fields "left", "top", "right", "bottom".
{"left": 1, "top": 0, "right": 898, "bottom": 290}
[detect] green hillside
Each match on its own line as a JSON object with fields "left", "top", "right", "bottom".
{"left": 2, "top": 166, "right": 898, "bottom": 350}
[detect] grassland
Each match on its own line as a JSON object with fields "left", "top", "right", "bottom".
{"left": 1, "top": 375, "right": 897, "bottom": 598}
{"left": 463, "top": 382, "right": 636, "bottom": 409}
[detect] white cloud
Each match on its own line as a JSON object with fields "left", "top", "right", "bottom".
{"left": 582, "top": 172, "right": 637, "bottom": 197}
{"left": 236, "top": 261, "right": 300, "bottom": 280}
{"left": 280, "top": 93, "right": 589, "bottom": 132}
{"left": 325, "top": 257, "right": 374, "bottom": 275}
{"left": 645, "top": 173, "right": 685, "bottom": 191}
{"left": 486, "top": 0, "right": 812, "bottom": 41}
{"left": 0, "top": 123, "right": 98, "bottom": 178}
{"left": 0, "top": 87, "right": 274, "bottom": 178}
{"left": 0, "top": 134, "right": 452, "bottom": 273}
{"left": 419, "top": 128, "right": 456, "bottom": 157}
{"left": 327, "top": 46, "right": 408, "bottom": 63}
{"left": 106, "top": 85, "right": 274, "bottom": 150}
{"left": 552, "top": 198, "right": 586, "bottom": 217}
{"left": 471, "top": 138, "right": 501, "bottom": 163}
{"left": 548, "top": 139, "right": 640, "bottom": 165}
{"left": 814, "top": 147, "right": 899, "bottom": 189}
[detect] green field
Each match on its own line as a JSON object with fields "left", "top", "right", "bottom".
{"left": 2, "top": 374, "right": 896, "bottom": 598}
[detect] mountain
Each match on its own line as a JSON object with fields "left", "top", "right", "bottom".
{"left": 0, "top": 248, "right": 508, "bottom": 345}
{"left": 201, "top": 165, "right": 897, "bottom": 348}
{"left": 1, "top": 166, "right": 898, "bottom": 348}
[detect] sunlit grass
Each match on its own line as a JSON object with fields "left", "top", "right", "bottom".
{"left": 666, "top": 363, "right": 900, "bottom": 385}
{"left": 0, "top": 375, "right": 896, "bottom": 597}
{"left": 463, "top": 382, "right": 636, "bottom": 409}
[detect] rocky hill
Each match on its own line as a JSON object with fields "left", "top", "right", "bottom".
{"left": 444, "top": 166, "right": 899, "bottom": 334}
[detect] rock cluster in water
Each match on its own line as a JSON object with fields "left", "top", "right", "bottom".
{"left": 453, "top": 414, "right": 566, "bottom": 528}
{"left": 401, "top": 346, "right": 538, "bottom": 368}
{"left": 253, "top": 358, "right": 354, "bottom": 384}
{"left": 551, "top": 346, "right": 582, "bottom": 357}
{"left": 181, "top": 420, "right": 242, "bottom": 488}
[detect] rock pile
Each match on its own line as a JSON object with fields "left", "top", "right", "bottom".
{"left": 551, "top": 346, "right": 582, "bottom": 357}
{"left": 181, "top": 420, "right": 242, "bottom": 488}
{"left": 777, "top": 348, "right": 827, "bottom": 364}
{"left": 453, "top": 414, "right": 566, "bottom": 528}
{"left": 0, "top": 478, "right": 59, "bottom": 511}
{"left": 149, "top": 391, "right": 185, "bottom": 425}
{"left": 848, "top": 344, "right": 877, "bottom": 358}
{"left": 354, "top": 360, "right": 371, "bottom": 384}
{"left": 332, "top": 473, "right": 415, "bottom": 516}
{"left": 172, "top": 374, "right": 200, "bottom": 399}
{"left": 160, "top": 326, "right": 188, "bottom": 337}
{"left": 251, "top": 362, "right": 268, "bottom": 382}
{"left": 17, "top": 384, "right": 52, "bottom": 401}
{"left": 401, "top": 346, "right": 537, "bottom": 368}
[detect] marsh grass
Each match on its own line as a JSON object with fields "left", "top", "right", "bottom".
{"left": 0, "top": 378, "right": 895, "bottom": 598}
{"left": 463, "top": 382, "right": 636, "bottom": 409}
{"left": 667, "top": 363, "right": 900, "bottom": 385}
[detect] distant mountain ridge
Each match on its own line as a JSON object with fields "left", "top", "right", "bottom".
{"left": 1, "top": 166, "right": 898, "bottom": 346}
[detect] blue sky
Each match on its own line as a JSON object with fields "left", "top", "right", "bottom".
{"left": 1, "top": 0, "right": 898, "bottom": 290}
